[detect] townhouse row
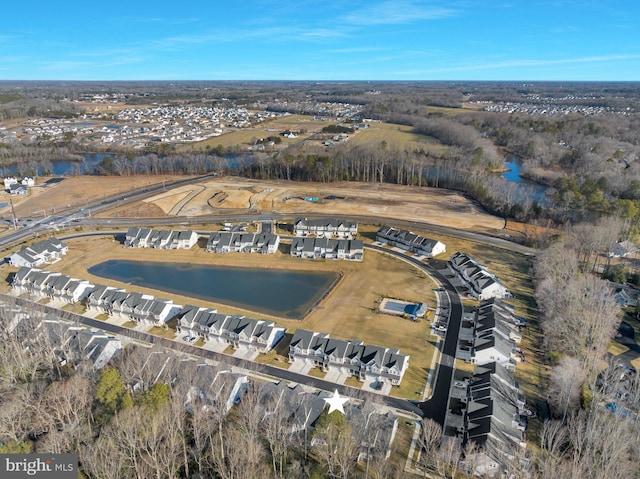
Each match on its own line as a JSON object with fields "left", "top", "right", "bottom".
{"left": 206, "top": 231, "right": 280, "bottom": 254}
{"left": 456, "top": 298, "right": 524, "bottom": 368}
{"left": 376, "top": 225, "right": 446, "bottom": 258}
{"left": 177, "top": 304, "right": 285, "bottom": 353}
{"left": 448, "top": 252, "right": 510, "bottom": 300}
{"left": 289, "top": 329, "right": 409, "bottom": 385}
{"left": 294, "top": 217, "right": 358, "bottom": 239}
{"left": 290, "top": 237, "right": 364, "bottom": 261}
{"left": 124, "top": 227, "right": 199, "bottom": 249}
{"left": 9, "top": 238, "right": 68, "bottom": 268}
{"left": 459, "top": 362, "right": 529, "bottom": 478}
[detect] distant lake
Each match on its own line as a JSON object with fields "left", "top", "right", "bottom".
{"left": 88, "top": 259, "right": 339, "bottom": 319}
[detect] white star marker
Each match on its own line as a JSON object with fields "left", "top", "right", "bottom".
{"left": 324, "top": 389, "right": 349, "bottom": 415}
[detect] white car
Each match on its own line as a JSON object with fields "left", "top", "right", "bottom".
{"left": 453, "top": 381, "right": 467, "bottom": 389}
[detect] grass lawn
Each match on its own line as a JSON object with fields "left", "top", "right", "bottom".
{"left": 343, "top": 375, "right": 363, "bottom": 389}
{"left": 194, "top": 337, "right": 205, "bottom": 347}
{"left": 94, "top": 313, "right": 110, "bottom": 321}
{"left": 632, "top": 357, "right": 640, "bottom": 370}
{"left": 147, "top": 326, "right": 177, "bottom": 339}
{"left": 608, "top": 340, "right": 630, "bottom": 356}
{"left": 62, "top": 302, "right": 87, "bottom": 315}
{"left": 307, "top": 367, "right": 326, "bottom": 379}
{"left": 387, "top": 420, "right": 417, "bottom": 472}
{"left": 122, "top": 321, "right": 137, "bottom": 328}
{"left": 223, "top": 345, "right": 236, "bottom": 355}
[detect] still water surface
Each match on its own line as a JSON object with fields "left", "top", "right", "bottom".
{"left": 88, "top": 259, "right": 339, "bottom": 319}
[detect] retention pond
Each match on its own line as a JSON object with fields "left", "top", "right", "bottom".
{"left": 88, "top": 259, "right": 340, "bottom": 320}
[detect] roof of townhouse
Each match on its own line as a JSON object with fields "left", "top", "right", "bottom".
{"left": 290, "top": 329, "right": 321, "bottom": 350}
{"left": 324, "top": 337, "right": 349, "bottom": 359}
{"left": 360, "top": 344, "right": 386, "bottom": 367}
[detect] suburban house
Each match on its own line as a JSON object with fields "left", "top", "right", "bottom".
{"left": 124, "top": 227, "right": 199, "bottom": 249}
{"left": 294, "top": 218, "right": 358, "bottom": 239}
{"left": 256, "top": 381, "right": 398, "bottom": 461}
{"left": 13, "top": 267, "right": 94, "bottom": 304}
{"left": 610, "top": 240, "right": 638, "bottom": 258}
{"left": 185, "top": 361, "right": 248, "bottom": 413}
{"left": 616, "top": 286, "right": 640, "bottom": 307}
{"left": 9, "top": 237, "right": 68, "bottom": 268}
{"left": 9, "top": 183, "right": 28, "bottom": 196}
{"left": 21, "top": 176, "right": 35, "bottom": 187}
{"left": 289, "top": 329, "right": 409, "bottom": 385}
{"left": 206, "top": 231, "right": 280, "bottom": 254}
{"left": 376, "top": 225, "right": 446, "bottom": 258}
{"left": 448, "top": 252, "right": 510, "bottom": 300}
{"left": 24, "top": 315, "right": 122, "bottom": 371}
{"left": 290, "top": 237, "right": 364, "bottom": 261}
{"left": 459, "top": 362, "right": 528, "bottom": 477}
{"left": 3, "top": 176, "right": 18, "bottom": 189}
{"left": 177, "top": 305, "right": 285, "bottom": 353}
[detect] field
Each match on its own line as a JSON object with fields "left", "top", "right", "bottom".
{"left": 348, "top": 122, "right": 447, "bottom": 155}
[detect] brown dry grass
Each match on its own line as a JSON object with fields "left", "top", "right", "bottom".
{"left": 1, "top": 175, "right": 189, "bottom": 219}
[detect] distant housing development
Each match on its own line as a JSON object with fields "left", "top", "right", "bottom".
{"left": 206, "top": 231, "right": 280, "bottom": 254}
{"left": 294, "top": 218, "right": 358, "bottom": 239}
{"left": 9, "top": 237, "right": 68, "bottom": 268}
{"left": 448, "top": 252, "right": 510, "bottom": 300}
{"left": 376, "top": 225, "right": 446, "bottom": 258}
{"left": 124, "top": 227, "right": 199, "bottom": 249}
{"left": 290, "top": 237, "right": 364, "bottom": 261}
{"left": 289, "top": 329, "right": 409, "bottom": 385}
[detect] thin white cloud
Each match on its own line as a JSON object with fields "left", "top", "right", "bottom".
{"left": 399, "top": 54, "right": 640, "bottom": 75}
{"left": 344, "top": 1, "right": 455, "bottom": 25}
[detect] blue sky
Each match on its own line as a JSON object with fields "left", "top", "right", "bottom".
{"left": 1, "top": 0, "right": 637, "bottom": 81}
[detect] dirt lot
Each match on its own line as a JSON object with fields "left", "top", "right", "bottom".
{"left": 2, "top": 176, "right": 187, "bottom": 220}
{"left": 2, "top": 175, "right": 505, "bottom": 232}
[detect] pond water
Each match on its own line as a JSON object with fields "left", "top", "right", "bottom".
{"left": 87, "top": 259, "right": 339, "bottom": 320}
{"left": 502, "top": 157, "right": 550, "bottom": 204}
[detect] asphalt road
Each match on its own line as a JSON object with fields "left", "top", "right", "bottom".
{"left": 3, "top": 294, "right": 423, "bottom": 416}
{"left": 365, "top": 245, "right": 464, "bottom": 425}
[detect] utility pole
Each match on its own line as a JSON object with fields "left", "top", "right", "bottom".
{"left": 9, "top": 196, "right": 17, "bottom": 229}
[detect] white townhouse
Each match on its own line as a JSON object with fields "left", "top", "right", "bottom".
{"left": 9, "top": 238, "right": 68, "bottom": 268}
{"left": 448, "top": 252, "right": 510, "bottom": 300}
{"left": 3, "top": 176, "right": 18, "bottom": 189}
{"left": 290, "top": 237, "right": 363, "bottom": 261}
{"left": 124, "top": 227, "right": 199, "bottom": 249}
{"left": 206, "top": 232, "right": 280, "bottom": 254}
{"left": 294, "top": 218, "right": 358, "bottom": 239}
{"left": 13, "top": 268, "right": 94, "bottom": 304}
{"left": 376, "top": 226, "right": 446, "bottom": 258}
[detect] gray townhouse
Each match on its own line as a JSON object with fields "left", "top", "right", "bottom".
{"left": 376, "top": 225, "right": 446, "bottom": 258}
{"left": 448, "top": 252, "right": 510, "bottom": 300}
{"left": 9, "top": 237, "right": 68, "bottom": 268}
{"left": 206, "top": 231, "right": 280, "bottom": 254}
{"left": 459, "top": 362, "right": 528, "bottom": 477}
{"left": 289, "top": 329, "right": 410, "bottom": 385}
{"left": 177, "top": 305, "right": 285, "bottom": 353}
{"left": 290, "top": 237, "right": 364, "bottom": 261}
{"left": 294, "top": 218, "right": 358, "bottom": 239}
